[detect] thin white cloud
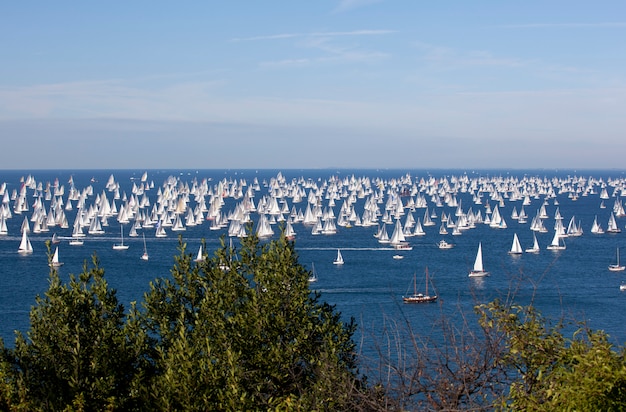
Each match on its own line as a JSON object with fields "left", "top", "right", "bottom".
{"left": 260, "top": 50, "right": 388, "bottom": 68}
{"left": 311, "top": 29, "right": 394, "bottom": 36}
{"left": 232, "top": 29, "right": 394, "bottom": 42}
{"left": 231, "top": 33, "right": 301, "bottom": 42}
{"left": 241, "top": 30, "right": 393, "bottom": 68}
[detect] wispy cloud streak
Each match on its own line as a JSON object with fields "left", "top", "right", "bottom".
{"left": 232, "top": 29, "right": 394, "bottom": 42}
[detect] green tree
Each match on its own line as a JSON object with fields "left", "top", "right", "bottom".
{"left": 141, "top": 233, "right": 365, "bottom": 410}
{"left": 477, "top": 299, "right": 626, "bottom": 411}
{"left": 2, "top": 249, "right": 148, "bottom": 411}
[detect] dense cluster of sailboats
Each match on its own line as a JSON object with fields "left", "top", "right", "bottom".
{"left": 2, "top": 171, "right": 626, "bottom": 288}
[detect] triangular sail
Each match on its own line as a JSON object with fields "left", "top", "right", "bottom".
{"left": 509, "top": 233, "right": 523, "bottom": 254}
{"left": 473, "top": 242, "right": 484, "bottom": 272}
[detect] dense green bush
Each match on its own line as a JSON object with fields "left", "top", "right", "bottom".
{"left": 0, "top": 234, "right": 366, "bottom": 411}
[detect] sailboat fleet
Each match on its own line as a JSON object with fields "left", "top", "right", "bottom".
{"left": 3, "top": 170, "right": 626, "bottom": 292}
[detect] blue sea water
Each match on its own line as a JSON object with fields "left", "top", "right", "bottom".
{"left": 1, "top": 168, "right": 626, "bottom": 362}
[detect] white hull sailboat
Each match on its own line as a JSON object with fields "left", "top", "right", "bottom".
{"left": 308, "top": 262, "right": 318, "bottom": 283}
{"left": 194, "top": 244, "right": 203, "bottom": 262}
{"left": 607, "top": 213, "right": 621, "bottom": 233}
{"left": 609, "top": 247, "right": 625, "bottom": 272}
{"left": 469, "top": 242, "right": 489, "bottom": 277}
{"left": 333, "top": 249, "right": 344, "bottom": 265}
{"left": 546, "top": 231, "right": 566, "bottom": 250}
{"left": 112, "top": 225, "right": 129, "bottom": 250}
{"left": 140, "top": 233, "right": 149, "bottom": 261}
{"left": 525, "top": 233, "right": 540, "bottom": 253}
{"left": 508, "top": 233, "right": 523, "bottom": 255}
{"left": 50, "top": 246, "right": 64, "bottom": 267}
{"left": 403, "top": 267, "right": 437, "bottom": 303}
{"left": 18, "top": 230, "right": 33, "bottom": 254}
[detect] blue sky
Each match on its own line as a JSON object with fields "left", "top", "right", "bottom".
{"left": 1, "top": 1, "right": 626, "bottom": 170}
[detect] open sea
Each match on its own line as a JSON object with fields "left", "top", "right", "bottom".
{"left": 2, "top": 168, "right": 626, "bottom": 363}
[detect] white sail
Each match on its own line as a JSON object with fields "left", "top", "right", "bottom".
{"left": 140, "top": 233, "right": 149, "bottom": 261}
{"left": 590, "top": 215, "right": 604, "bottom": 234}
{"left": 333, "top": 249, "right": 344, "bottom": 265}
{"left": 607, "top": 213, "right": 621, "bottom": 233}
{"left": 469, "top": 242, "right": 489, "bottom": 277}
{"left": 389, "top": 219, "right": 406, "bottom": 245}
{"left": 508, "top": 233, "right": 523, "bottom": 255}
{"left": 473, "top": 243, "right": 484, "bottom": 272}
{"left": 194, "top": 244, "right": 203, "bottom": 262}
{"left": 546, "top": 230, "right": 566, "bottom": 250}
{"left": 50, "top": 246, "right": 64, "bottom": 267}
{"left": 525, "top": 233, "right": 540, "bottom": 253}
{"left": 18, "top": 229, "right": 33, "bottom": 254}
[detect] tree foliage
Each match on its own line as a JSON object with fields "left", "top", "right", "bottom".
{"left": 477, "top": 299, "right": 626, "bottom": 411}
{"left": 0, "top": 233, "right": 366, "bottom": 411}
{"left": 0, "top": 248, "right": 148, "bottom": 411}
{"left": 141, "top": 233, "right": 364, "bottom": 410}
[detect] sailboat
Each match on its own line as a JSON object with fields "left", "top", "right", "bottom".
{"left": 525, "top": 233, "right": 540, "bottom": 253}
{"left": 403, "top": 267, "right": 437, "bottom": 303}
{"left": 607, "top": 213, "right": 621, "bottom": 233}
{"left": 50, "top": 246, "right": 64, "bottom": 267}
{"left": 140, "top": 233, "right": 149, "bottom": 261}
{"left": 546, "top": 231, "right": 566, "bottom": 250}
{"left": 508, "top": 233, "right": 523, "bottom": 255}
{"left": 608, "top": 247, "right": 625, "bottom": 272}
{"left": 17, "top": 230, "right": 33, "bottom": 254}
{"left": 308, "top": 262, "right": 318, "bottom": 283}
{"left": 333, "top": 249, "right": 344, "bottom": 265}
{"left": 390, "top": 219, "right": 412, "bottom": 250}
{"left": 112, "top": 225, "right": 129, "bottom": 250}
{"left": 194, "top": 244, "right": 204, "bottom": 262}
{"left": 468, "top": 242, "right": 489, "bottom": 277}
